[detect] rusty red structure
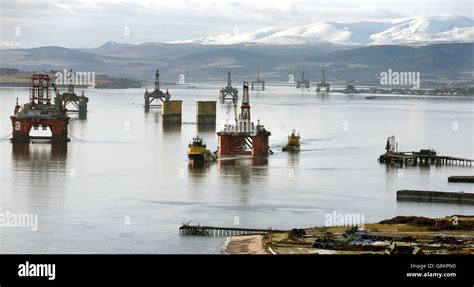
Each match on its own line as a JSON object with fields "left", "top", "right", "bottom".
{"left": 10, "top": 74, "right": 70, "bottom": 142}
{"left": 217, "top": 82, "right": 271, "bottom": 156}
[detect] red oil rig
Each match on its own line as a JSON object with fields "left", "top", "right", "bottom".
{"left": 10, "top": 74, "right": 70, "bottom": 142}
{"left": 217, "top": 82, "right": 271, "bottom": 156}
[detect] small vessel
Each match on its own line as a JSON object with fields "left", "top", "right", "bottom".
{"left": 282, "top": 129, "right": 300, "bottom": 152}
{"left": 365, "top": 95, "right": 380, "bottom": 99}
{"left": 187, "top": 136, "right": 217, "bottom": 162}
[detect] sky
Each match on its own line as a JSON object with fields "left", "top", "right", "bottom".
{"left": 0, "top": 0, "right": 472, "bottom": 48}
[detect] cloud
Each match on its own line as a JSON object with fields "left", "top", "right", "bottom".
{"left": 0, "top": 0, "right": 471, "bottom": 48}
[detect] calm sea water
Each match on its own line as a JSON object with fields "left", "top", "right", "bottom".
{"left": 0, "top": 85, "right": 473, "bottom": 253}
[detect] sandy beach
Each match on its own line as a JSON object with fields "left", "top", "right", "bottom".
{"left": 225, "top": 235, "right": 268, "bottom": 254}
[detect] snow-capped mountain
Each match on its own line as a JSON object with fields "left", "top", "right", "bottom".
{"left": 370, "top": 15, "right": 473, "bottom": 44}
{"left": 168, "top": 15, "right": 473, "bottom": 46}
{"left": 167, "top": 27, "right": 282, "bottom": 45}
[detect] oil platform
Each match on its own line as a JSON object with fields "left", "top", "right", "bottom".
{"left": 217, "top": 82, "right": 271, "bottom": 156}
{"left": 52, "top": 70, "right": 89, "bottom": 119}
{"left": 316, "top": 70, "right": 330, "bottom": 92}
{"left": 251, "top": 69, "right": 265, "bottom": 91}
{"left": 144, "top": 70, "right": 170, "bottom": 110}
{"left": 219, "top": 72, "right": 238, "bottom": 102}
{"left": 296, "top": 72, "right": 309, "bottom": 89}
{"left": 10, "top": 74, "right": 70, "bottom": 142}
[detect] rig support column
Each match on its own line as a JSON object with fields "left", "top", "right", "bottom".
{"left": 162, "top": 100, "right": 182, "bottom": 124}
{"left": 196, "top": 101, "right": 216, "bottom": 125}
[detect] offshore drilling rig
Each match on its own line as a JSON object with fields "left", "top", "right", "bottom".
{"left": 251, "top": 69, "right": 265, "bottom": 91}
{"left": 316, "top": 70, "right": 330, "bottom": 92}
{"left": 217, "top": 82, "right": 271, "bottom": 156}
{"left": 52, "top": 69, "right": 89, "bottom": 119}
{"left": 11, "top": 74, "right": 70, "bottom": 142}
{"left": 144, "top": 70, "right": 170, "bottom": 110}
{"left": 219, "top": 72, "right": 238, "bottom": 102}
{"left": 296, "top": 71, "right": 309, "bottom": 89}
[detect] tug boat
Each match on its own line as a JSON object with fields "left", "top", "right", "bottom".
{"left": 187, "top": 136, "right": 217, "bottom": 162}
{"left": 282, "top": 129, "right": 300, "bottom": 152}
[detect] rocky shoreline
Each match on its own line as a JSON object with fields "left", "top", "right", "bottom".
{"left": 225, "top": 216, "right": 474, "bottom": 255}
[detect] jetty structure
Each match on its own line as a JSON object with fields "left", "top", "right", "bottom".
{"left": 397, "top": 190, "right": 474, "bottom": 205}
{"left": 144, "top": 70, "right": 170, "bottom": 110}
{"left": 251, "top": 69, "right": 265, "bottom": 91}
{"left": 179, "top": 222, "right": 282, "bottom": 236}
{"left": 316, "top": 70, "right": 330, "bottom": 92}
{"left": 448, "top": 176, "right": 474, "bottom": 183}
{"left": 11, "top": 74, "right": 70, "bottom": 142}
{"left": 378, "top": 135, "right": 473, "bottom": 166}
{"left": 219, "top": 72, "right": 238, "bottom": 102}
{"left": 217, "top": 82, "right": 271, "bottom": 156}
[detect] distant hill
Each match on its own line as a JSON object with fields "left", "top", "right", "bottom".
{"left": 304, "top": 43, "right": 474, "bottom": 82}
{"left": 0, "top": 46, "right": 116, "bottom": 73}
{"left": 1, "top": 42, "right": 472, "bottom": 86}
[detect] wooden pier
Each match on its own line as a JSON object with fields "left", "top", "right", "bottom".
{"left": 397, "top": 190, "right": 474, "bottom": 205}
{"left": 448, "top": 176, "right": 474, "bottom": 183}
{"left": 179, "top": 223, "right": 283, "bottom": 236}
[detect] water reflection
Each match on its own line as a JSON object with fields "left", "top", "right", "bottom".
{"left": 187, "top": 162, "right": 212, "bottom": 181}
{"left": 144, "top": 109, "right": 161, "bottom": 123}
{"left": 220, "top": 102, "right": 235, "bottom": 119}
{"left": 161, "top": 124, "right": 182, "bottom": 134}
{"left": 217, "top": 157, "right": 268, "bottom": 184}
{"left": 12, "top": 142, "right": 68, "bottom": 164}
{"left": 11, "top": 142, "right": 68, "bottom": 198}
{"left": 197, "top": 124, "right": 215, "bottom": 134}
{"left": 316, "top": 91, "right": 329, "bottom": 101}
{"left": 287, "top": 152, "right": 300, "bottom": 167}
